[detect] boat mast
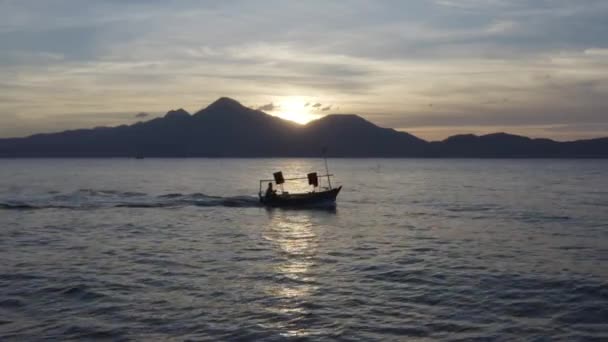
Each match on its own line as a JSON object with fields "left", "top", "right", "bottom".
{"left": 323, "top": 147, "right": 332, "bottom": 189}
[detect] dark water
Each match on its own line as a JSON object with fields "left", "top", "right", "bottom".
{"left": 1, "top": 159, "right": 607, "bottom": 341}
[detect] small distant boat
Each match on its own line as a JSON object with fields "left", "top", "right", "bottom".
{"left": 258, "top": 152, "right": 341, "bottom": 208}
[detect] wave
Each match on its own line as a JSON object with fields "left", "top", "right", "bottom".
{"left": 0, "top": 189, "right": 262, "bottom": 210}
{"left": 0, "top": 202, "right": 38, "bottom": 210}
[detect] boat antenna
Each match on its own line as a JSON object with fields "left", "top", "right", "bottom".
{"left": 322, "top": 146, "right": 332, "bottom": 189}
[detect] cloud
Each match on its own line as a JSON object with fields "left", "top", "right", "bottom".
{"left": 304, "top": 102, "right": 310, "bottom": 107}
{"left": 0, "top": 111, "right": 136, "bottom": 138}
{"left": 256, "top": 102, "right": 278, "bottom": 112}
{"left": 1, "top": 0, "right": 607, "bottom": 139}
{"left": 135, "top": 112, "right": 149, "bottom": 118}
{"left": 321, "top": 105, "right": 332, "bottom": 111}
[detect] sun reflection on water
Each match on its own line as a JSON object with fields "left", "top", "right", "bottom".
{"left": 261, "top": 211, "right": 319, "bottom": 337}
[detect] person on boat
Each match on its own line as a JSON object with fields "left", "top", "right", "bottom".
{"left": 265, "top": 182, "right": 276, "bottom": 199}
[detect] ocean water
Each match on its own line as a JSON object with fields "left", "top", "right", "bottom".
{"left": 1, "top": 158, "right": 607, "bottom": 341}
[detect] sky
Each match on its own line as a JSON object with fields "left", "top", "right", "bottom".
{"left": 1, "top": 0, "right": 607, "bottom": 141}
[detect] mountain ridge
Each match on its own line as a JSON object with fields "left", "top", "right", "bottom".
{"left": 0, "top": 97, "right": 606, "bottom": 158}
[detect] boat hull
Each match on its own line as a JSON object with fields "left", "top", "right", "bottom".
{"left": 260, "top": 186, "right": 342, "bottom": 208}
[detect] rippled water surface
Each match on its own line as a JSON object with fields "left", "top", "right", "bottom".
{"left": 1, "top": 159, "right": 607, "bottom": 341}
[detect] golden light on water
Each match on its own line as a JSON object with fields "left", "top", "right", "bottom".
{"left": 261, "top": 212, "right": 319, "bottom": 337}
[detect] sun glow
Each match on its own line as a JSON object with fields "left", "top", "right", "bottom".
{"left": 273, "top": 97, "right": 321, "bottom": 124}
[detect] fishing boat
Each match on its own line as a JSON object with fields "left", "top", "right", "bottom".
{"left": 258, "top": 155, "right": 341, "bottom": 208}
{"left": 259, "top": 172, "right": 341, "bottom": 208}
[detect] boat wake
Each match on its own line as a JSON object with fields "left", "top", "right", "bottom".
{"left": 0, "top": 189, "right": 262, "bottom": 210}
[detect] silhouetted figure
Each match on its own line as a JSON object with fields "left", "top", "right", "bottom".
{"left": 265, "top": 182, "right": 276, "bottom": 199}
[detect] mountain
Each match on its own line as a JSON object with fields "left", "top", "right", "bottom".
{"left": 0, "top": 97, "right": 606, "bottom": 157}
{"left": 428, "top": 133, "right": 608, "bottom": 157}
{"left": 300, "top": 114, "right": 426, "bottom": 157}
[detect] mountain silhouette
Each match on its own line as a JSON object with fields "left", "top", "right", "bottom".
{"left": 0, "top": 97, "right": 606, "bottom": 157}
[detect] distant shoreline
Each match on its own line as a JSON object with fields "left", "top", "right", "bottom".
{"left": 2, "top": 156, "right": 607, "bottom": 159}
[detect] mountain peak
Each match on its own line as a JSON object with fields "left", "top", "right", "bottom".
{"left": 324, "top": 114, "right": 364, "bottom": 120}
{"left": 191, "top": 96, "right": 279, "bottom": 128}
{"left": 205, "top": 97, "right": 245, "bottom": 112}
{"left": 480, "top": 132, "right": 532, "bottom": 142}
{"left": 164, "top": 108, "right": 190, "bottom": 119}
{"left": 307, "top": 114, "right": 378, "bottom": 128}
{"left": 443, "top": 134, "right": 478, "bottom": 143}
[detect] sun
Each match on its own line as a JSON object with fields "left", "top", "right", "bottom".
{"left": 273, "top": 97, "right": 320, "bottom": 124}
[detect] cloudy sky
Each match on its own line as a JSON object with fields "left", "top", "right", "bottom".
{"left": 1, "top": 0, "right": 607, "bottom": 141}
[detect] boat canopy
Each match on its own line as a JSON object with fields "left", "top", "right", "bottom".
{"left": 259, "top": 171, "right": 334, "bottom": 196}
